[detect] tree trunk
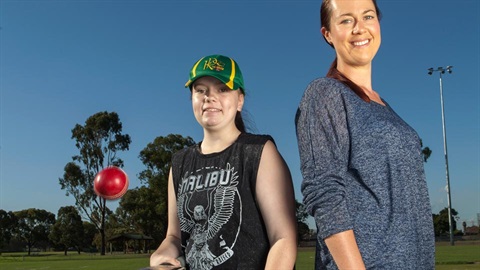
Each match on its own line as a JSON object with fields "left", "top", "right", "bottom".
{"left": 101, "top": 197, "right": 106, "bottom": 255}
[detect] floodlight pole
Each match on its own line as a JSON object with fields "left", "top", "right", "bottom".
{"left": 427, "top": 66, "right": 454, "bottom": 246}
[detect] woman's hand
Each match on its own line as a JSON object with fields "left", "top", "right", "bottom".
{"left": 149, "top": 254, "right": 183, "bottom": 268}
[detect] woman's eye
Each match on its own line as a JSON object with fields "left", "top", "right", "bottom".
{"left": 220, "top": 87, "right": 230, "bottom": 93}
{"left": 341, "top": 19, "right": 353, "bottom": 24}
{"left": 195, "top": 88, "right": 206, "bottom": 94}
{"left": 365, "top": 15, "right": 375, "bottom": 20}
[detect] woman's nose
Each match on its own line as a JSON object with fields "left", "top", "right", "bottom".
{"left": 204, "top": 93, "right": 215, "bottom": 102}
{"left": 353, "top": 21, "right": 366, "bottom": 34}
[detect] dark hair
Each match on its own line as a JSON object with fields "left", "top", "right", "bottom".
{"left": 235, "top": 111, "right": 246, "bottom": 133}
{"left": 320, "top": 0, "right": 382, "bottom": 102}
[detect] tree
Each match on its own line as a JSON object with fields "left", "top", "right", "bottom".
{"left": 58, "top": 111, "right": 131, "bottom": 255}
{"left": 420, "top": 139, "right": 432, "bottom": 162}
{"left": 14, "top": 209, "right": 55, "bottom": 255}
{"left": 118, "top": 134, "right": 195, "bottom": 245}
{"left": 49, "top": 206, "right": 84, "bottom": 255}
{"left": 115, "top": 186, "right": 154, "bottom": 234}
{"left": 82, "top": 221, "right": 98, "bottom": 252}
{"left": 296, "top": 199, "right": 308, "bottom": 224}
{"left": 297, "top": 222, "right": 312, "bottom": 242}
{"left": 0, "top": 210, "right": 18, "bottom": 253}
{"left": 433, "top": 207, "right": 459, "bottom": 237}
{"left": 296, "top": 200, "right": 311, "bottom": 242}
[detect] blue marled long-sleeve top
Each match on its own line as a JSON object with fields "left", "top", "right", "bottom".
{"left": 295, "top": 78, "right": 435, "bottom": 269}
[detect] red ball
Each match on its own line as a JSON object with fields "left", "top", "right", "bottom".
{"left": 94, "top": 166, "right": 129, "bottom": 200}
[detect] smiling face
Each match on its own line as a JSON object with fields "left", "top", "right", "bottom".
{"left": 321, "top": 0, "right": 381, "bottom": 70}
{"left": 191, "top": 76, "right": 244, "bottom": 132}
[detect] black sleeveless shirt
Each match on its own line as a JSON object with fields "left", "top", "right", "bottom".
{"left": 172, "top": 133, "right": 273, "bottom": 270}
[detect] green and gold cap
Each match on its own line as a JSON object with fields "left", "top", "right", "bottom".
{"left": 185, "top": 54, "right": 245, "bottom": 91}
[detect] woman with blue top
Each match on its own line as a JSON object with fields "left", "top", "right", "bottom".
{"left": 150, "top": 54, "right": 297, "bottom": 269}
{"left": 295, "top": 0, "right": 435, "bottom": 269}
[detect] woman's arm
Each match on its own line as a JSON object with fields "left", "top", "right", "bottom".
{"left": 256, "top": 140, "right": 297, "bottom": 269}
{"left": 324, "top": 230, "right": 365, "bottom": 269}
{"left": 150, "top": 168, "right": 183, "bottom": 267}
{"left": 295, "top": 79, "right": 365, "bottom": 268}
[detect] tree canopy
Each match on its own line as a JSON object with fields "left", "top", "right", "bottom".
{"left": 14, "top": 208, "right": 55, "bottom": 255}
{"left": 58, "top": 111, "right": 131, "bottom": 255}
{"left": 49, "top": 206, "right": 84, "bottom": 255}
{"left": 420, "top": 139, "right": 432, "bottom": 162}
{"left": 433, "top": 207, "right": 459, "bottom": 236}
{"left": 0, "top": 210, "right": 18, "bottom": 252}
{"left": 117, "top": 134, "right": 195, "bottom": 245}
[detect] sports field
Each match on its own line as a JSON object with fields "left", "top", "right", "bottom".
{"left": 1, "top": 242, "right": 479, "bottom": 269}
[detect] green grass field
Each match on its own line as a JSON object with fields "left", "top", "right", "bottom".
{"left": 1, "top": 242, "right": 479, "bottom": 269}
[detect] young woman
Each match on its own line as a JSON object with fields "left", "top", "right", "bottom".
{"left": 150, "top": 54, "right": 297, "bottom": 270}
{"left": 295, "top": 1, "right": 435, "bottom": 269}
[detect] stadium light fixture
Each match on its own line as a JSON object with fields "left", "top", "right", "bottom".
{"left": 427, "top": 66, "right": 454, "bottom": 246}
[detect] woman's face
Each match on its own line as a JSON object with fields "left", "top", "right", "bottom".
{"left": 322, "top": 0, "right": 381, "bottom": 69}
{"left": 191, "top": 76, "right": 244, "bottom": 131}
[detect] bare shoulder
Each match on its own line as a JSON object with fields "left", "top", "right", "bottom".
{"left": 258, "top": 140, "right": 292, "bottom": 183}
{"left": 260, "top": 140, "right": 285, "bottom": 165}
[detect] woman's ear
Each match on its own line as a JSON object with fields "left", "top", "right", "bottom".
{"left": 237, "top": 92, "right": 245, "bottom": 112}
{"left": 321, "top": 27, "right": 332, "bottom": 45}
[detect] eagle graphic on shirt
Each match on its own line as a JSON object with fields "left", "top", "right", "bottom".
{"left": 177, "top": 163, "right": 241, "bottom": 270}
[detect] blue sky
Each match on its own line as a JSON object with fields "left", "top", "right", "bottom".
{"left": 1, "top": 0, "right": 479, "bottom": 229}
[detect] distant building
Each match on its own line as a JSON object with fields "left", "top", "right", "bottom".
{"left": 462, "top": 221, "right": 479, "bottom": 235}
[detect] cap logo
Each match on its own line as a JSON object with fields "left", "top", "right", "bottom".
{"left": 186, "top": 54, "right": 243, "bottom": 91}
{"left": 203, "top": 57, "right": 225, "bottom": 72}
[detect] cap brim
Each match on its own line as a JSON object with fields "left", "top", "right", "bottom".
{"left": 184, "top": 75, "right": 237, "bottom": 90}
